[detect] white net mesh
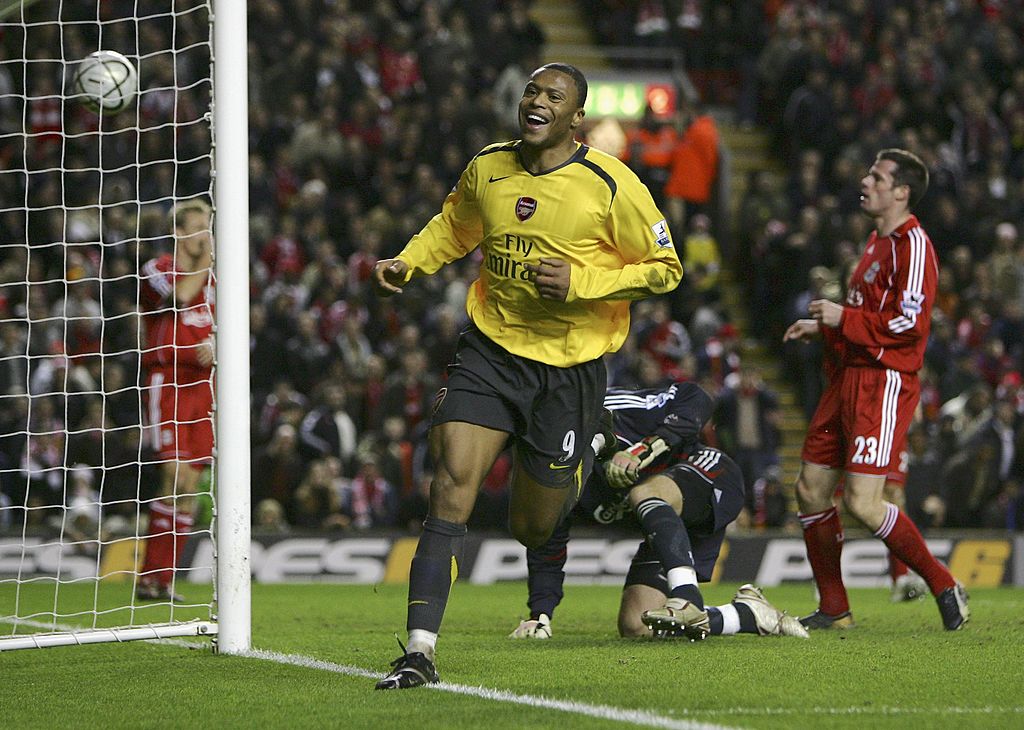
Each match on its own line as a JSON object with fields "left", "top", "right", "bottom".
{"left": 0, "top": 0, "right": 216, "bottom": 648}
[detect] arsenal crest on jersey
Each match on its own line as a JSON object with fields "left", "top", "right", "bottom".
{"left": 515, "top": 196, "right": 537, "bottom": 222}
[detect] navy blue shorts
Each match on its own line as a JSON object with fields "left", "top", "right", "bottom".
{"left": 431, "top": 325, "right": 607, "bottom": 489}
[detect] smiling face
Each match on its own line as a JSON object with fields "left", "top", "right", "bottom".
{"left": 518, "top": 68, "right": 584, "bottom": 151}
{"left": 859, "top": 158, "right": 908, "bottom": 218}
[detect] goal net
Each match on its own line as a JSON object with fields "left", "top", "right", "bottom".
{"left": 0, "top": 0, "right": 248, "bottom": 651}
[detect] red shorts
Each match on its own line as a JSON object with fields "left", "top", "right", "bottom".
{"left": 145, "top": 367, "right": 214, "bottom": 466}
{"left": 802, "top": 367, "right": 919, "bottom": 477}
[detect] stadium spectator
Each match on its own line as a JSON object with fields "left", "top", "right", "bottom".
{"left": 637, "top": 298, "right": 691, "bottom": 383}
{"left": 663, "top": 96, "right": 719, "bottom": 234}
{"left": 254, "top": 498, "right": 290, "bottom": 534}
{"left": 714, "top": 365, "right": 781, "bottom": 496}
{"left": 252, "top": 423, "right": 306, "bottom": 524}
{"left": 298, "top": 382, "right": 358, "bottom": 474}
{"left": 373, "top": 62, "right": 682, "bottom": 690}
{"left": 284, "top": 311, "right": 332, "bottom": 395}
{"left": 379, "top": 347, "right": 437, "bottom": 436}
{"left": 344, "top": 454, "right": 398, "bottom": 529}
{"left": 293, "top": 457, "right": 348, "bottom": 531}
{"left": 783, "top": 60, "right": 835, "bottom": 159}
{"left": 942, "top": 399, "right": 1020, "bottom": 529}
{"left": 784, "top": 149, "right": 968, "bottom": 631}
{"left": 396, "top": 471, "right": 432, "bottom": 534}
{"left": 136, "top": 199, "right": 214, "bottom": 602}
{"left": 750, "top": 466, "right": 793, "bottom": 531}
{"left": 675, "top": 212, "right": 722, "bottom": 324}
{"left": 620, "top": 104, "right": 678, "bottom": 209}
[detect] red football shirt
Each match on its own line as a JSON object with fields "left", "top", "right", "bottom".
{"left": 838, "top": 215, "right": 938, "bottom": 373}
{"left": 139, "top": 253, "right": 214, "bottom": 379}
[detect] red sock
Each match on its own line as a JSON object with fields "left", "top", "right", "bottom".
{"left": 141, "top": 502, "right": 194, "bottom": 587}
{"left": 875, "top": 503, "right": 954, "bottom": 596}
{"left": 889, "top": 551, "right": 909, "bottom": 582}
{"left": 141, "top": 501, "right": 175, "bottom": 585}
{"left": 799, "top": 506, "right": 849, "bottom": 616}
{"left": 170, "top": 510, "right": 194, "bottom": 587}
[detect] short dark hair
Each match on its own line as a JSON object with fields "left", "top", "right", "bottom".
{"left": 877, "top": 148, "right": 929, "bottom": 209}
{"left": 536, "top": 62, "right": 587, "bottom": 108}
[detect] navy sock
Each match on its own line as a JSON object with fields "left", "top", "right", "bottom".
{"left": 525, "top": 519, "right": 570, "bottom": 619}
{"left": 673, "top": 584, "right": 705, "bottom": 609}
{"left": 707, "top": 607, "right": 724, "bottom": 635}
{"left": 634, "top": 497, "right": 699, "bottom": 605}
{"left": 406, "top": 515, "right": 467, "bottom": 634}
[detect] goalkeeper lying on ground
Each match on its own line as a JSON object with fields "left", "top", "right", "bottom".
{"left": 511, "top": 381, "right": 808, "bottom": 640}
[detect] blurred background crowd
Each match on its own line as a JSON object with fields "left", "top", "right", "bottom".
{"left": 0, "top": 0, "right": 1021, "bottom": 538}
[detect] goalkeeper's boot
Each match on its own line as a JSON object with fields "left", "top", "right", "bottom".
{"left": 509, "top": 613, "right": 552, "bottom": 639}
{"left": 732, "top": 584, "right": 809, "bottom": 638}
{"left": 798, "top": 608, "right": 855, "bottom": 630}
{"left": 642, "top": 598, "right": 709, "bottom": 640}
{"left": 890, "top": 573, "right": 928, "bottom": 603}
{"left": 375, "top": 639, "right": 439, "bottom": 690}
{"left": 936, "top": 581, "right": 970, "bottom": 631}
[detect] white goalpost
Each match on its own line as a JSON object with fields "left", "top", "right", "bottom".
{"left": 0, "top": 0, "right": 249, "bottom": 653}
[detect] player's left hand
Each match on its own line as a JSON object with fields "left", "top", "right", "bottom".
{"left": 605, "top": 449, "right": 641, "bottom": 489}
{"left": 808, "top": 299, "right": 843, "bottom": 328}
{"left": 604, "top": 437, "right": 670, "bottom": 489}
{"left": 525, "top": 258, "right": 570, "bottom": 301}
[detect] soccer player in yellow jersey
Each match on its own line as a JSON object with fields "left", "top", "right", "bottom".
{"left": 373, "top": 63, "right": 682, "bottom": 689}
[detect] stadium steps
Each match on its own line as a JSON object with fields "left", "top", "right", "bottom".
{"left": 718, "top": 124, "right": 787, "bottom": 225}
{"left": 719, "top": 272, "right": 807, "bottom": 490}
{"left": 716, "top": 123, "right": 805, "bottom": 491}
{"left": 530, "top": 1, "right": 609, "bottom": 69}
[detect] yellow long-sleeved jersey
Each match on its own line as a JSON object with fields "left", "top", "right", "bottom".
{"left": 396, "top": 141, "right": 683, "bottom": 366}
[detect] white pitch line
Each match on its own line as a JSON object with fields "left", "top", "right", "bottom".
{"left": 7, "top": 620, "right": 1021, "bottom": 725}
{"left": 2, "top": 619, "right": 728, "bottom": 730}
{"left": 689, "top": 705, "right": 1024, "bottom": 718}
{"left": 244, "top": 648, "right": 733, "bottom": 730}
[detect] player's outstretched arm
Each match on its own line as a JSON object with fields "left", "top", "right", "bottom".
{"left": 372, "top": 258, "right": 409, "bottom": 297}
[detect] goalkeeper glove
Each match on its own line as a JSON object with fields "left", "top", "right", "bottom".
{"left": 604, "top": 436, "right": 669, "bottom": 489}
{"left": 509, "top": 613, "right": 552, "bottom": 639}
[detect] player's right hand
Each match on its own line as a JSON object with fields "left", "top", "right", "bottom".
{"left": 509, "top": 614, "right": 552, "bottom": 639}
{"left": 372, "top": 258, "right": 408, "bottom": 297}
{"left": 782, "top": 318, "right": 820, "bottom": 342}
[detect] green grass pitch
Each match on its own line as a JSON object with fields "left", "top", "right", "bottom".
{"left": 2, "top": 581, "right": 1022, "bottom": 729}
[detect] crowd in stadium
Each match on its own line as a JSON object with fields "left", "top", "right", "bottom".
{"left": 0, "top": 0, "right": 1021, "bottom": 535}
{"left": 734, "top": 0, "right": 1024, "bottom": 532}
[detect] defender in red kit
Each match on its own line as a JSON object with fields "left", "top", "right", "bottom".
{"left": 137, "top": 198, "right": 214, "bottom": 602}
{"left": 784, "top": 149, "right": 969, "bottom": 631}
